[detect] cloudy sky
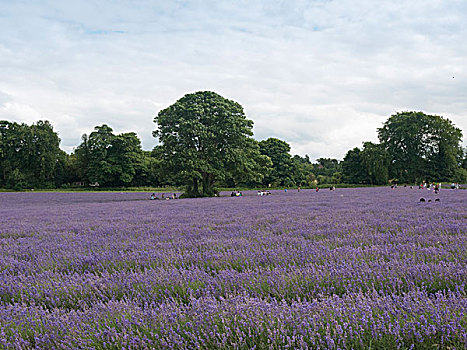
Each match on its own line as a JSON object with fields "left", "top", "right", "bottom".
{"left": 1, "top": 0, "right": 466, "bottom": 160}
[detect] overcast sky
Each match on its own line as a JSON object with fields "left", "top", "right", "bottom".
{"left": 1, "top": 0, "right": 466, "bottom": 160}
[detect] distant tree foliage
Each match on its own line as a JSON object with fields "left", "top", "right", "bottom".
{"left": 378, "top": 111, "right": 463, "bottom": 183}
{"left": 360, "top": 142, "right": 389, "bottom": 185}
{"left": 75, "top": 125, "right": 145, "bottom": 187}
{"left": 456, "top": 148, "right": 467, "bottom": 183}
{"left": 313, "top": 158, "right": 342, "bottom": 185}
{"left": 292, "top": 154, "right": 316, "bottom": 187}
{"left": 342, "top": 148, "right": 367, "bottom": 184}
{"left": 153, "top": 91, "right": 270, "bottom": 197}
{"left": 341, "top": 111, "right": 464, "bottom": 185}
{"left": 259, "top": 138, "right": 296, "bottom": 187}
{"left": 1, "top": 106, "right": 465, "bottom": 190}
{"left": 0, "top": 120, "right": 64, "bottom": 190}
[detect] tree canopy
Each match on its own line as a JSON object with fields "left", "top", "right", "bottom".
{"left": 259, "top": 138, "right": 295, "bottom": 187}
{"left": 1, "top": 105, "right": 466, "bottom": 190}
{"left": 75, "top": 125, "right": 145, "bottom": 187}
{"left": 378, "top": 111, "right": 463, "bottom": 183}
{"left": 360, "top": 142, "right": 389, "bottom": 185}
{"left": 342, "top": 147, "right": 367, "bottom": 184}
{"left": 0, "top": 120, "right": 64, "bottom": 190}
{"left": 153, "top": 91, "right": 270, "bottom": 197}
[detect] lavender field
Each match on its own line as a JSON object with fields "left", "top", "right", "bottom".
{"left": 0, "top": 188, "right": 466, "bottom": 349}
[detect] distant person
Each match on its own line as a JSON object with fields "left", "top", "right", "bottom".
{"left": 172, "top": 193, "right": 177, "bottom": 199}
{"left": 150, "top": 193, "right": 156, "bottom": 200}
{"left": 316, "top": 187, "right": 319, "bottom": 192}
{"left": 297, "top": 186, "right": 301, "bottom": 192}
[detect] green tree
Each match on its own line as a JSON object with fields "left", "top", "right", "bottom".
{"left": 0, "top": 120, "right": 62, "bottom": 189}
{"left": 342, "top": 147, "right": 367, "bottom": 184}
{"left": 452, "top": 147, "right": 467, "bottom": 183}
{"left": 360, "top": 142, "right": 389, "bottom": 185}
{"left": 0, "top": 120, "right": 20, "bottom": 186}
{"left": 75, "top": 125, "right": 144, "bottom": 187}
{"left": 75, "top": 124, "right": 114, "bottom": 186}
{"left": 462, "top": 147, "right": 467, "bottom": 169}
{"left": 378, "top": 111, "right": 463, "bottom": 183}
{"left": 27, "top": 120, "right": 62, "bottom": 188}
{"left": 131, "top": 151, "right": 163, "bottom": 187}
{"left": 153, "top": 91, "right": 268, "bottom": 197}
{"left": 52, "top": 149, "right": 68, "bottom": 188}
{"left": 230, "top": 138, "right": 272, "bottom": 188}
{"left": 62, "top": 152, "right": 83, "bottom": 186}
{"left": 312, "top": 158, "right": 342, "bottom": 184}
{"left": 292, "top": 154, "right": 316, "bottom": 186}
{"left": 109, "top": 132, "right": 144, "bottom": 186}
{"left": 452, "top": 167, "right": 467, "bottom": 184}
{"left": 259, "top": 138, "right": 295, "bottom": 187}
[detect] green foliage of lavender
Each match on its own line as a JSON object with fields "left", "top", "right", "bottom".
{"left": 0, "top": 188, "right": 466, "bottom": 349}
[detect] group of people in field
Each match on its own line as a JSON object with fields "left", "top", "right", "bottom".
{"left": 391, "top": 182, "right": 446, "bottom": 194}
{"left": 419, "top": 181, "right": 441, "bottom": 190}
{"left": 417, "top": 181, "right": 442, "bottom": 194}
{"left": 257, "top": 190, "right": 272, "bottom": 196}
{"left": 149, "top": 181, "right": 461, "bottom": 201}
{"left": 150, "top": 193, "right": 177, "bottom": 200}
{"left": 419, "top": 182, "right": 460, "bottom": 190}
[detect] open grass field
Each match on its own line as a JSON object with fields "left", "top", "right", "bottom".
{"left": 0, "top": 187, "right": 466, "bottom": 349}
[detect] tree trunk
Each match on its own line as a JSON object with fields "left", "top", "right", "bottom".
{"left": 201, "top": 172, "right": 216, "bottom": 197}
{"left": 184, "top": 177, "right": 200, "bottom": 197}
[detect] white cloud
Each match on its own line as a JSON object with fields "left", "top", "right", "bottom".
{"left": 0, "top": 0, "right": 466, "bottom": 158}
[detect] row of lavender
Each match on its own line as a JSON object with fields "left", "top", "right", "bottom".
{"left": 0, "top": 188, "right": 466, "bottom": 349}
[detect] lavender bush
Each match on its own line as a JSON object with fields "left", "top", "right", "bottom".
{"left": 0, "top": 188, "right": 466, "bottom": 349}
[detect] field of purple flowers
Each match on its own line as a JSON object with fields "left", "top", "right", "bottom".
{"left": 0, "top": 187, "right": 466, "bottom": 349}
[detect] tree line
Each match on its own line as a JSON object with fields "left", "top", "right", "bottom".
{"left": 1, "top": 91, "right": 466, "bottom": 193}
{"left": 342, "top": 111, "right": 466, "bottom": 185}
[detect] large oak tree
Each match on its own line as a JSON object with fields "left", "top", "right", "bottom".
{"left": 153, "top": 91, "right": 270, "bottom": 197}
